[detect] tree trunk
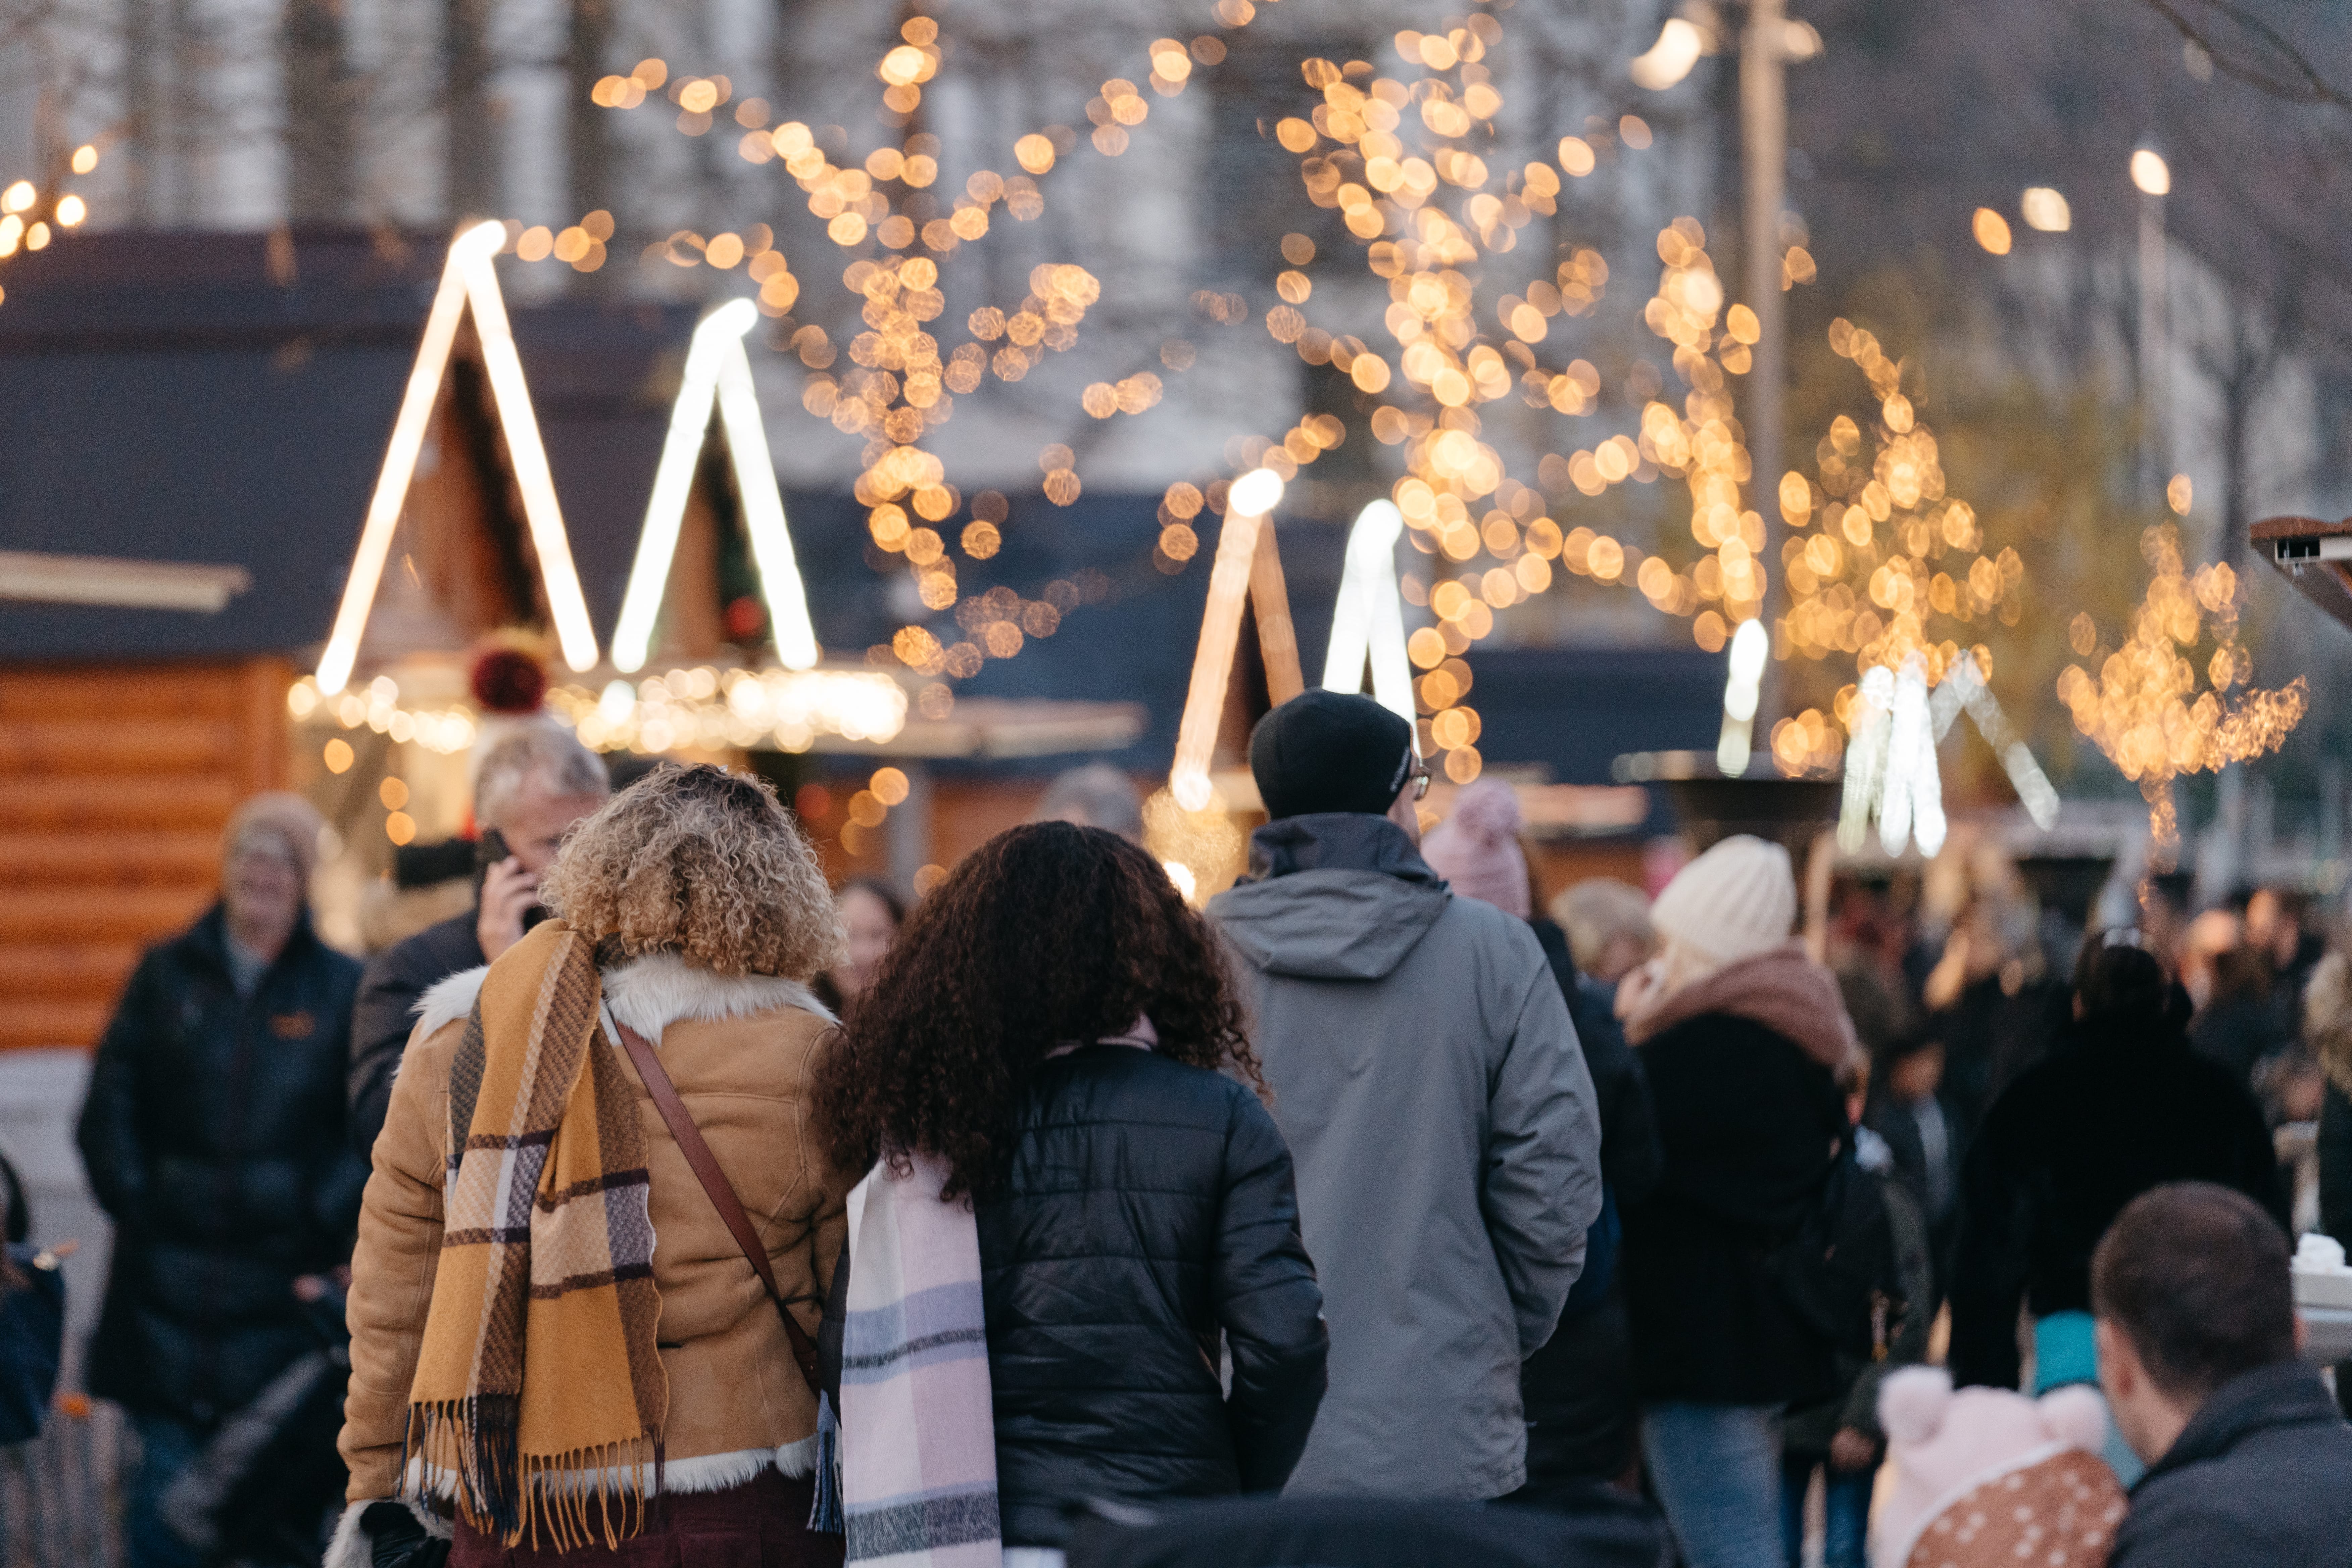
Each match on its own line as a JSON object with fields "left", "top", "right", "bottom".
{"left": 284, "top": 0, "right": 353, "bottom": 223}
{"left": 566, "top": 0, "right": 612, "bottom": 281}
{"left": 124, "top": 0, "right": 162, "bottom": 225}
{"left": 444, "top": 0, "right": 495, "bottom": 220}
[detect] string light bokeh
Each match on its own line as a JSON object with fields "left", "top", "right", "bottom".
{"left": 2057, "top": 523, "right": 2308, "bottom": 859}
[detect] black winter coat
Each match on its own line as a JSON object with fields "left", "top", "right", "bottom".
{"left": 1946, "top": 1016, "right": 2287, "bottom": 1391}
{"left": 976, "top": 1045, "right": 1327, "bottom": 1548}
{"left": 1530, "top": 918, "right": 1662, "bottom": 1206}
{"left": 2189, "top": 995, "right": 2285, "bottom": 1091}
{"left": 1517, "top": 919, "right": 1658, "bottom": 1493}
{"left": 346, "top": 908, "right": 483, "bottom": 1156}
{"left": 2109, "top": 1363, "right": 2352, "bottom": 1568}
{"left": 1621, "top": 1013, "right": 1848, "bottom": 1408}
{"left": 77, "top": 906, "right": 366, "bottom": 1426}
{"left": 2319, "top": 1082, "right": 2352, "bottom": 1250}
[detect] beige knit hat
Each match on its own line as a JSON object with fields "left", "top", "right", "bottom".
{"left": 222, "top": 790, "right": 324, "bottom": 887}
{"left": 1649, "top": 834, "right": 1796, "bottom": 966}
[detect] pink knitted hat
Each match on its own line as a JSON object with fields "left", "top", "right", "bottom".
{"left": 1422, "top": 779, "right": 1531, "bottom": 919}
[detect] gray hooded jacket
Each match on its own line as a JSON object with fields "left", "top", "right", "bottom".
{"left": 1210, "top": 814, "right": 1603, "bottom": 1500}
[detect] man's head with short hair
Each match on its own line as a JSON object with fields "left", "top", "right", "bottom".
{"left": 2093, "top": 1182, "right": 2297, "bottom": 1461}
{"left": 1246, "top": 691, "right": 1416, "bottom": 824}
{"left": 2072, "top": 934, "right": 2170, "bottom": 1027}
{"left": 472, "top": 721, "right": 610, "bottom": 874}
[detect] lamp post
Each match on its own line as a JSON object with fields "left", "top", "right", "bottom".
{"left": 1740, "top": 0, "right": 1790, "bottom": 617}
{"left": 2131, "top": 145, "right": 2171, "bottom": 504}
{"left": 1633, "top": 2, "right": 1819, "bottom": 768}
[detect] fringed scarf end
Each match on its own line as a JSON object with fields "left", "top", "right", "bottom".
{"left": 406, "top": 1403, "right": 662, "bottom": 1552}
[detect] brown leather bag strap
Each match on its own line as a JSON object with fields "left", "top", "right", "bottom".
{"left": 610, "top": 1017, "right": 823, "bottom": 1399}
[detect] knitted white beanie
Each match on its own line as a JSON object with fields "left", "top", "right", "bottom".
{"left": 1649, "top": 834, "right": 1797, "bottom": 966}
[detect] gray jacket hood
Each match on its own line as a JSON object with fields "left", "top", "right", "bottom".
{"left": 1212, "top": 814, "right": 1450, "bottom": 982}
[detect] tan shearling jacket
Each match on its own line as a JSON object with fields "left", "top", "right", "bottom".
{"left": 337, "top": 951, "right": 850, "bottom": 1506}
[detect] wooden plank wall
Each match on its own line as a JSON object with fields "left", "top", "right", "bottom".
{"left": 0, "top": 660, "right": 289, "bottom": 1051}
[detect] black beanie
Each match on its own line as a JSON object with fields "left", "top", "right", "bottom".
{"left": 1248, "top": 690, "right": 1417, "bottom": 820}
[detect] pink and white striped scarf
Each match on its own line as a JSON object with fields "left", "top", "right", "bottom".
{"left": 840, "top": 1152, "right": 1001, "bottom": 1568}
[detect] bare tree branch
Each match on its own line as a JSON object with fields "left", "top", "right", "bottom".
{"left": 2134, "top": 0, "right": 2352, "bottom": 110}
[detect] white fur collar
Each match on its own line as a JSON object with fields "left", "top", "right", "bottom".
{"left": 409, "top": 952, "right": 830, "bottom": 1045}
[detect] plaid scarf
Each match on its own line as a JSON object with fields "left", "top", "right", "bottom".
{"left": 840, "top": 1153, "right": 1001, "bottom": 1567}
{"left": 406, "top": 922, "right": 666, "bottom": 1549}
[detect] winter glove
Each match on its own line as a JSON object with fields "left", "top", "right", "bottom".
{"left": 360, "top": 1500, "right": 451, "bottom": 1568}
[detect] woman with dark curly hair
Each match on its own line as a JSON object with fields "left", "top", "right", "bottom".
{"left": 334, "top": 764, "right": 853, "bottom": 1566}
{"left": 814, "top": 822, "right": 1328, "bottom": 1565}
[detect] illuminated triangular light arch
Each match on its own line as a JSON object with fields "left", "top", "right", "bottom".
{"left": 1836, "top": 650, "right": 2059, "bottom": 856}
{"left": 1170, "top": 469, "right": 1305, "bottom": 812}
{"left": 316, "top": 221, "right": 600, "bottom": 696}
{"left": 1320, "top": 499, "right": 1416, "bottom": 726}
{"left": 610, "top": 298, "right": 819, "bottom": 674}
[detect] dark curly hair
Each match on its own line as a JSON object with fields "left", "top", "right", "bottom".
{"left": 813, "top": 821, "right": 1259, "bottom": 1199}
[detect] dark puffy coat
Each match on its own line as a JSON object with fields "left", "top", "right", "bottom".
{"left": 976, "top": 1045, "right": 1327, "bottom": 1548}
{"left": 345, "top": 908, "right": 482, "bottom": 1156}
{"left": 1946, "top": 1016, "right": 2287, "bottom": 1391}
{"left": 1516, "top": 919, "right": 1659, "bottom": 1494}
{"left": 2189, "top": 994, "right": 2284, "bottom": 1092}
{"left": 77, "top": 905, "right": 366, "bottom": 1426}
{"left": 2109, "top": 1362, "right": 2352, "bottom": 1568}
{"left": 1531, "top": 918, "right": 1663, "bottom": 1208}
{"left": 1934, "top": 973, "right": 2067, "bottom": 1133}
{"left": 1621, "top": 1013, "right": 1848, "bottom": 1408}
{"left": 2319, "top": 1082, "right": 2352, "bottom": 1250}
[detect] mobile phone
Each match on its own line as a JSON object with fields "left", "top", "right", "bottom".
{"left": 474, "top": 828, "right": 512, "bottom": 875}
{"left": 473, "top": 829, "right": 549, "bottom": 933}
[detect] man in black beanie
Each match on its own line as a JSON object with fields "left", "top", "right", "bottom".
{"left": 1209, "top": 691, "right": 1601, "bottom": 1503}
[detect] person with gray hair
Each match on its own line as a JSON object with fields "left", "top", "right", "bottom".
{"left": 1030, "top": 762, "right": 1145, "bottom": 842}
{"left": 1551, "top": 877, "right": 1657, "bottom": 988}
{"left": 345, "top": 721, "right": 608, "bottom": 1154}
{"left": 77, "top": 792, "right": 366, "bottom": 1566}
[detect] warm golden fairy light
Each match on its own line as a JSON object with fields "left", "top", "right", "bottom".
{"left": 2058, "top": 525, "right": 2305, "bottom": 856}
{"left": 2021, "top": 187, "right": 2070, "bottom": 232}
{"left": 618, "top": 0, "right": 2082, "bottom": 827}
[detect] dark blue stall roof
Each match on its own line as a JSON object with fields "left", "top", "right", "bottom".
{"left": 0, "top": 229, "right": 1723, "bottom": 787}
{"left": 0, "top": 228, "right": 689, "bottom": 663}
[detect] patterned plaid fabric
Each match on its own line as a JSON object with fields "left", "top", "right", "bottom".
{"left": 406, "top": 923, "right": 667, "bottom": 1550}
{"left": 840, "top": 1153, "right": 1001, "bottom": 1568}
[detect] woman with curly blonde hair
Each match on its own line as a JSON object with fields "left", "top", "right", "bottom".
{"left": 334, "top": 763, "right": 852, "bottom": 1567}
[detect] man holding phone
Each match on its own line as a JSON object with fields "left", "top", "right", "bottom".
{"left": 345, "top": 721, "right": 608, "bottom": 1154}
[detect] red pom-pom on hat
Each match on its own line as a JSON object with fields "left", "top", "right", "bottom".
{"left": 470, "top": 644, "right": 547, "bottom": 715}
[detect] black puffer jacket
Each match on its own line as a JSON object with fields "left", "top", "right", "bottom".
{"left": 1947, "top": 1014, "right": 2286, "bottom": 1390}
{"left": 76, "top": 905, "right": 366, "bottom": 1427}
{"left": 976, "top": 1045, "right": 1327, "bottom": 1547}
{"left": 346, "top": 907, "right": 483, "bottom": 1156}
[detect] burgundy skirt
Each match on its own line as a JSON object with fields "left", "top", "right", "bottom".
{"left": 450, "top": 1469, "right": 844, "bottom": 1568}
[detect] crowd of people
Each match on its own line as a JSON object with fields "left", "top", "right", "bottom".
{"left": 23, "top": 690, "right": 2352, "bottom": 1567}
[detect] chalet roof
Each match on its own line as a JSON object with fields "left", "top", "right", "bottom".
{"left": 0, "top": 229, "right": 1727, "bottom": 786}
{"left": 0, "top": 228, "right": 692, "bottom": 663}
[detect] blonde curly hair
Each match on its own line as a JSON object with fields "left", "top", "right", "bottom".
{"left": 538, "top": 762, "right": 843, "bottom": 979}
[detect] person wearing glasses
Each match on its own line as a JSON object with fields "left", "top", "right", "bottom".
{"left": 1210, "top": 690, "right": 1602, "bottom": 1504}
